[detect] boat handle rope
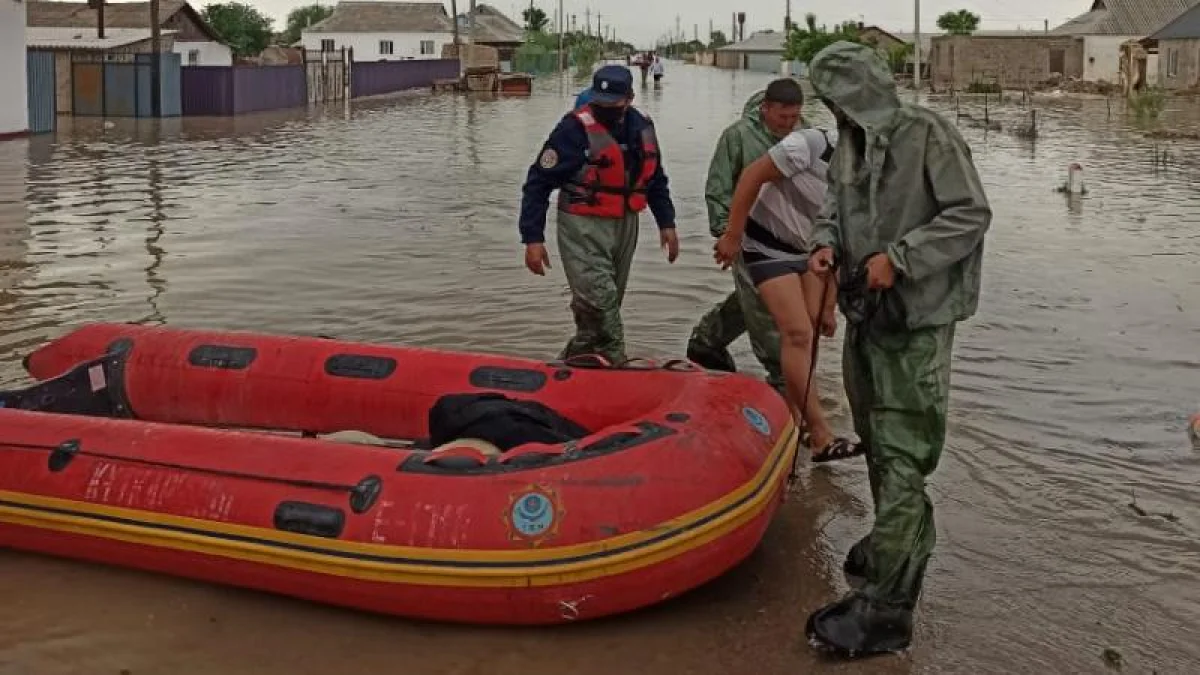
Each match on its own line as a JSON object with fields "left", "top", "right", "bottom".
{"left": 0, "top": 439, "right": 383, "bottom": 514}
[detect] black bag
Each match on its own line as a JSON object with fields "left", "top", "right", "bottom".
{"left": 427, "top": 393, "right": 590, "bottom": 452}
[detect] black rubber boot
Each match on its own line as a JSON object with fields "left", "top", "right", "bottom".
{"left": 805, "top": 592, "right": 913, "bottom": 658}
{"left": 843, "top": 536, "right": 871, "bottom": 589}
{"left": 685, "top": 341, "right": 737, "bottom": 373}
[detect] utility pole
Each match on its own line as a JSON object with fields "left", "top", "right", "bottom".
{"left": 150, "top": 0, "right": 161, "bottom": 117}
{"left": 913, "top": 0, "right": 922, "bottom": 93}
{"left": 786, "top": 0, "right": 792, "bottom": 32}
{"left": 450, "top": 0, "right": 461, "bottom": 77}
{"left": 585, "top": 7, "right": 591, "bottom": 36}
{"left": 89, "top": 0, "right": 106, "bottom": 39}
{"left": 709, "top": 18, "right": 713, "bottom": 43}
{"left": 596, "top": 13, "right": 601, "bottom": 40}
{"left": 558, "top": 0, "right": 564, "bottom": 72}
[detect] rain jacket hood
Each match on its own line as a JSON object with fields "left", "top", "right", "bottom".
{"left": 809, "top": 41, "right": 992, "bottom": 330}
{"left": 809, "top": 41, "right": 901, "bottom": 133}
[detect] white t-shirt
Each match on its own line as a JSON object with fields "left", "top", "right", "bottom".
{"left": 650, "top": 60, "right": 665, "bottom": 75}
{"left": 745, "top": 127, "right": 837, "bottom": 254}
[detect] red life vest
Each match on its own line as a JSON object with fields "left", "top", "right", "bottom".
{"left": 558, "top": 106, "right": 660, "bottom": 218}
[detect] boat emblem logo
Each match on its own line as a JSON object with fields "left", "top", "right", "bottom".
{"left": 504, "top": 484, "right": 564, "bottom": 545}
{"left": 742, "top": 406, "right": 771, "bottom": 436}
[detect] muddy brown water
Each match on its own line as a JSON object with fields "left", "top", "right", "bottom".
{"left": 1, "top": 66, "right": 1197, "bottom": 675}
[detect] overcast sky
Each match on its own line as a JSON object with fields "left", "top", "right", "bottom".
{"left": 245, "top": 0, "right": 1090, "bottom": 47}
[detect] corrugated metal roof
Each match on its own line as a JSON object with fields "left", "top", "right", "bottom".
{"left": 307, "top": 1, "right": 453, "bottom": 34}
{"left": 1051, "top": 0, "right": 1200, "bottom": 36}
{"left": 1150, "top": 3, "right": 1200, "bottom": 38}
{"left": 26, "top": 26, "right": 178, "bottom": 50}
{"left": 717, "top": 31, "right": 786, "bottom": 53}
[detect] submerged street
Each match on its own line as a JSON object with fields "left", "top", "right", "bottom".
{"left": 0, "top": 63, "right": 1197, "bottom": 674}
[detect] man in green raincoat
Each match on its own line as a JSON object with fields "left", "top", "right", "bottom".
{"left": 804, "top": 42, "right": 992, "bottom": 657}
{"left": 685, "top": 79, "right": 805, "bottom": 392}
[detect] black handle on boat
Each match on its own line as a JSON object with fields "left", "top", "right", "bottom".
{"left": 2, "top": 439, "right": 383, "bottom": 514}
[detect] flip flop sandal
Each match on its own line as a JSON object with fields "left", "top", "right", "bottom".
{"left": 811, "top": 438, "right": 864, "bottom": 464}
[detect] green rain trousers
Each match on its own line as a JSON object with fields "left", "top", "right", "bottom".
{"left": 686, "top": 257, "right": 784, "bottom": 391}
{"left": 843, "top": 321, "right": 955, "bottom": 608}
{"left": 556, "top": 210, "right": 639, "bottom": 363}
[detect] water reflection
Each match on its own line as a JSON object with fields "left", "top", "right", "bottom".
{"left": 0, "top": 67, "right": 1198, "bottom": 675}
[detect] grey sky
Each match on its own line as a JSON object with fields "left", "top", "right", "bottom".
{"left": 244, "top": 0, "right": 1089, "bottom": 47}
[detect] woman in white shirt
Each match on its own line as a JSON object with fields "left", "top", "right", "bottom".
{"left": 714, "top": 125, "right": 861, "bottom": 464}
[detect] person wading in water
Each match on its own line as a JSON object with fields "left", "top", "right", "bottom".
{"left": 518, "top": 65, "right": 679, "bottom": 365}
{"left": 804, "top": 41, "right": 992, "bottom": 658}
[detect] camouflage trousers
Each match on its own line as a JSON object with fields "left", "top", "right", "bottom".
{"left": 556, "top": 210, "right": 639, "bottom": 364}
{"left": 844, "top": 322, "right": 955, "bottom": 608}
{"left": 685, "top": 255, "right": 784, "bottom": 392}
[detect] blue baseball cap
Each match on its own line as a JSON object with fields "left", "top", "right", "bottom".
{"left": 591, "top": 65, "right": 634, "bottom": 104}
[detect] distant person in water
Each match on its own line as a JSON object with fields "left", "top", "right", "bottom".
{"left": 651, "top": 54, "right": 665, "bottom": 87}
{"left": 519, "top": 65, "right": 678, "bottom": 364}
{"left": 638, "top": 53, "right": 651, "bottom": 85}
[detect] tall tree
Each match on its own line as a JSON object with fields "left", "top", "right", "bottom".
{"left": 936, "top": 10, "right": 981, "bottom": 35}
{"left": 281, "top": 4, "right": 333, "bottom": 46}
{"left": 202, "top": 2, "right": 274, "bottom": 57}
{"left": 522, "top": 6, "right": 549, "bottom": 33}
{"left": 784, "top": 13, "right": 862, "bottom": 64}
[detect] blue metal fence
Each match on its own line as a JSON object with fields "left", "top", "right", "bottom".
{"left": 26, "top": 51, "right": 56, "bottom": 134}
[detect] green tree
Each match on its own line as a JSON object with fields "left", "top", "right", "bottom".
{"left": 709, "top": 30, "right": 729, "bottom": 49}
{"left": 522, "top": 6, "right": 549, "bottom": 33}
{"left": 936, "top": 10, "right": 981, "bottom": 35}
{"left": 281, "top": 4, "right": 333, "bottom": 46}
{"left": 202, "top": 2, "right": 273, "bottom": 57}
{"left": 784, "top": 13, "right": 863, "bottom": 64}
{"left": 886, "top": 42, "right": 914, "bottom": 73}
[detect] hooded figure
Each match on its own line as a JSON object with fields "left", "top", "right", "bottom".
{"left": 687, "top": 84, "right": 805, "bottom": 394}
{"left": 803, "top": 42, "right": 992, "bottom": 657}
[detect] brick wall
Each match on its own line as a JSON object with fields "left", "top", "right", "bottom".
{"left": 1159, "top": 38, "right": 1200, "bottom": 90}
{"left": 929, "top": 35, "right": 1084, "bottom": 89}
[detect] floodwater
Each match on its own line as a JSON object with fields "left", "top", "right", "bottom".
{"left": 1, "top": 64, "right": 1198, "bottom": 675}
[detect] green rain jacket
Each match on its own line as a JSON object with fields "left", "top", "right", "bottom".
{"left": 810, "top": 42, "right": 992, "bottom": 329}
{"left": 704, "top": 92, "right": 776, "bottom": 237}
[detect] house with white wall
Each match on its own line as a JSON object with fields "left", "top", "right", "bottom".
{"left": 1051, "top": 0, "right": 1199, "bottom": 82}
{"left": 27, "top": 0, "right": 232, "bottom": 66}
{"left": 1, "top": 0, "right": 29, "bottom": 138}
{"left": 302, "top": 2, "right": 456, "bottom": 62}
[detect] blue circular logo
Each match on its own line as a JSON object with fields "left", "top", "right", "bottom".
{"left": 511, "top": 492, "right": 555, "bottom": 537}
{"left": 742, "top": 406, "right": 771, "bottom": 436}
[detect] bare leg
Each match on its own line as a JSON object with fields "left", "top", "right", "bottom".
{"left": 756, "top": 273, "right": 835, "bottom": 454}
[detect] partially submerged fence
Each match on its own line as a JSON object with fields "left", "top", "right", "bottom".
{"left": 180, "top": 57, "right": 460, "bottom": 117}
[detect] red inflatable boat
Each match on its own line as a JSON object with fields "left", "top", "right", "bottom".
{"left": 1, "top": 323, "right": 796, "bottom": 625}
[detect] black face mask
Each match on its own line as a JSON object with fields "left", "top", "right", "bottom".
{"left": 591, "top": 105, "right": 626, "bottom": 129}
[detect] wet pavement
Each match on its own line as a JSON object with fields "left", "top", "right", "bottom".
{"left": 0, "top": 64, "right": 1198, "bottom": 675}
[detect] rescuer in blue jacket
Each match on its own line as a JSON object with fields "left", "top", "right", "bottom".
{"left": 519, "top": 65, "right": 678, "bottom": 364}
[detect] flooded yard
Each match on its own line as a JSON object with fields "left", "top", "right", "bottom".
{"left": 0, "top": 64, "right": 1197, "bottom": 675}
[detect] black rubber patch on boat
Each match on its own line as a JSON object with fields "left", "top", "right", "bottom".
{"left": 468, "top": 367, "right": 547, "bottom": 392}
{"left": 552, "top": 369, "right": 572, "bottom": 381}
{"left": 665, "top": 412, "right": 690, "bottom": 423}
{"left": 47, "top": 439, "right": 82, "bottom": 473}
{"left": 188, "top": 345, "right": 257, "bottom": 370}
{"left": 273, "top": 502, "right": 345, "bottom": 539}
{"left": 325, "top": 354, "right": 397, "bottom": 380}
{"left": 349, "top": 475, "right": 383, "bottom": 514}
